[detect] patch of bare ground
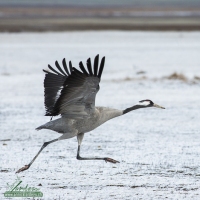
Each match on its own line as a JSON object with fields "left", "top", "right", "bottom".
{"left": 130, "top": 185, "right": 145, "bottom": 188}
{"left": 194, "top": 76, "right": 200, "bottom": 81}
{"left": 106, "top": 184, "right": 145, "bottom": 188}
{"left": 163, "top": 73, "right": 200, "bottom": 84}
{"left": 0, "top": 139, "right": 11, "bottom": 141}
{"left": 164, "top": 72, "right": 188, "bottom": 82}
{"left": 0, "top": 169, "right": 9, "bottom": 172}
{"left": 107, "top": 184, "right": 125, "bottom": 187}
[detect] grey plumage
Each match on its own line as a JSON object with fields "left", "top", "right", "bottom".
{"left": 36, "top": 107, "right": 122, "bottom": 135}
{"left": 16, "top": 54, "right": 165, "bottom": 173}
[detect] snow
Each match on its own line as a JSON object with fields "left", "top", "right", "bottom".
{"left": 0, "top": 31, "right": 200, "bottom": 199}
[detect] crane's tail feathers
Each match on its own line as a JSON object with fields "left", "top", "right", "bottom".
{"left": 35, "top": 125, "right": 46, "bottom": 131}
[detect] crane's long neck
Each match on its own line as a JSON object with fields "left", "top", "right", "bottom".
{"left": 123, "top": 105, "right": 145, "bottom": 115}
{"left": 96, "top": 105, "right": 147, "bottom": 126}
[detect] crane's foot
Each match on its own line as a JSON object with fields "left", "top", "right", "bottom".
{"left": 16, "top": 164, "right": 30, "bottom": 173}
{"left": 104, "top": 157, "right": 120, "bottom": 164}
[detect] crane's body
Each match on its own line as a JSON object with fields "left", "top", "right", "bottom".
{"left": 37, "top": 107, "right": 122, "bottom": 136}
{"left": 16, "top": 54, "right": 165, "bottom": 173}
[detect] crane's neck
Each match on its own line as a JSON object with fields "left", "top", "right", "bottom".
{"left": 123, "top": 105, "right": 145, "bottom": 115}
{"left": 95, "top": 105, "right": 147, "bottom": 127}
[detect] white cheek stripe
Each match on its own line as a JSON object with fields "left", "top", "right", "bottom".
{"left": 138, "top": 101, "right": 150, "bottom": 106}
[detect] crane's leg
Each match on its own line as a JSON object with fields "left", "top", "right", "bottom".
{"left": 76, "top": 133, "right": 119, "bottom": 164}
{"left": 16, "top": 138, "right": 58, "bottom": 173}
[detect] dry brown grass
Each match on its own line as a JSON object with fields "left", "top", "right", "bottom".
{"left": 111, "top": 72, "right": 200, "bottom": 84}
{"left": 164, "top": 72, "right": 188, "bottom": 82}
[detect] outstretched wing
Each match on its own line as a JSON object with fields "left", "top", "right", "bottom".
{"left": 43, "top": 58, "right": 73, "bottom": 116}
{"left": 43, "top": 54, "right": 105, "bottom": 119}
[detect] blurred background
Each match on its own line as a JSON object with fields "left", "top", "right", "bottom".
{"left": 1, "top": 1, "right": 200, "bottom": 199}
{"left": 0, "top": 0, "right": 200, "bottom": 31}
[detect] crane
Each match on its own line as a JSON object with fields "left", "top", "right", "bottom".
{"left": 16, "top": 54, "right": 165, "bottom": 173}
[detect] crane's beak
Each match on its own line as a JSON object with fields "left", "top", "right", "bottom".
{"left": 153, "top": 103, "right": 165, "bottom": 109}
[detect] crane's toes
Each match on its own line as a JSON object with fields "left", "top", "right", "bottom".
{"left": 16, "top": 165, "right": 30, "bottom": 173}
{"left": 104, "top": 157, "right": 120, "bottom": 164}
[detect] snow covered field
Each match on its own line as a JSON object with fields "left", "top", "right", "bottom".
{"left": 0, "top": 31, "right": 200, "bottom": 199}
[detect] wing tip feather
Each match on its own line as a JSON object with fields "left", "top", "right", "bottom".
{"left": 97, "top": 56, "right": 105, "bottom": 79}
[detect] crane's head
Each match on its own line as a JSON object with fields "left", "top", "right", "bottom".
{"left": 139, "top": 99, "right": 165, "bottom": 109}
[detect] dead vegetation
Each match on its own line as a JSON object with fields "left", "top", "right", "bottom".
{"left": 112, "top": 72, "right": 200, "bottom": 84}
{"left": 164, "top": 72, "right": 188, "bottom": 82}
{"left": 163, "top": 73, "right": 200, "bottom": 84}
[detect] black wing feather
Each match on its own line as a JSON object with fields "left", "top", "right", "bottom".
{"left": 73, "top": 67, "right": 85, "bottom": 76}
{"left": 43, "top": 69, "right": 56, "bottom": 75}
{"left": 98, "top": 56, "right": 105, "bottom": 79}
{"left": 69, "top": 61, "right": 73, "bottom": 73}
{"left": 62, "top": 58, "right": 70, "bottom": 75}
{"left": 79, "top": 61, "right": 89, "bottom": 75}
{"left": 93, "top": 54, "right": 99, "bottom": 76}
{"left": 43, "top": 72, "right": 66, "bottom": 116}
{"left": 86, "top": 58, "right": 93, "bottom": 75}
{"left": 48, "top": 64, "right": 62, "bottom": 75}
{"left": 55, "top": 61, "right": 67, "bottom": 76}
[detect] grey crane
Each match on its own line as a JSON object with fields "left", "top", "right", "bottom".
{"left": 16, "top": 54, "right": 165, "bottom": 173}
